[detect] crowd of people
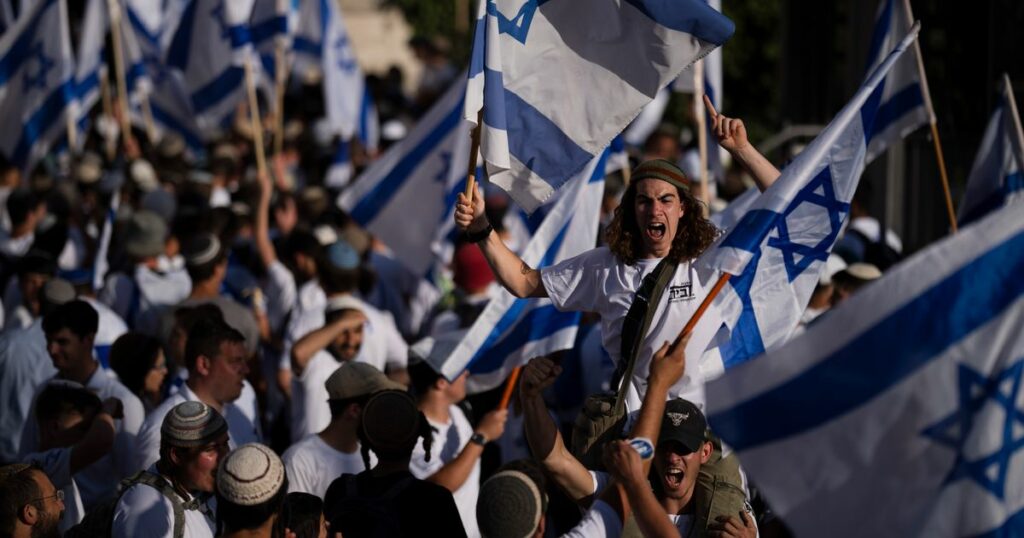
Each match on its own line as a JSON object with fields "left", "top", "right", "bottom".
{"left": 0, "top": 30, "right": 902, "bottom": 538}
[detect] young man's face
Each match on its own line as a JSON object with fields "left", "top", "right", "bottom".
{"left": 179, "top": 432, "right": 231, "bottom": 493}
{"left": 330, "top": 322, "right": 364, "bottom": 361}
{"left": 46, "top": 328, "right": 94, "bottom": 374}
{"left": 633, "top": 179, "right": 684, "bottom": 258}
{"left": 201, "top": 341, "right": 250, "bottom": 404}
{"left": 653, "top": 440, "right": 711, "bottom": 503}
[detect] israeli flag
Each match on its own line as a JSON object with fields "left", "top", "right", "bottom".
{"left": 250, "top": 0, "right": 294, "bottom": 103}
{"left": 622, "top": 86, "right": 670, "bottom": 148}
{"left": 337, "top": 80, "right": 470, "bottom": 282}
{"left": 0, "top": 0, "right": 75, "bottom": 170}
{"left": 707, "top": 194, "right": 1024, "bottom": 537}
{"left": 863, "top": 0, "right": 932, "bottom": 163}
{"left": 293, "top": 0, "right": 375, "bottom": 144}
{"left": 124, "top": 0, "right": 205, "bottom": 153}
{"left": 438, "top": 150, "right": 608, "bottom": 391}
{"left": 697, "top": 25, "right": 920, "bottom": 375}
{"left": 465, "top": 0, "right": 734, "bottom": 212}
{"left": 164, "top": 0, "right": 255, "bottom": 132}
{"left": 957, "top": 74, "right": 1024, "bottom": 227}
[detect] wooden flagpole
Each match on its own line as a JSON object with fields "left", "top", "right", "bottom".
{"left": 499, "top": 366, "right": 521, "bottom": 410}
{"left": 672, "top": 272, "right": 731, "bottom": 349}
{"left": 901, "top": 0, "right": 956, "bottom": 232}
{"left": 464, "top": 110, "right": 484, "bottom": 198}
{"left": 694, "top": 59, "right": 711, "bottom": 215}
{"left": 100, "top": 72, "right": 116, "bottom": 160}
{"left": 245, "top": 59, "right": 269, "bottom": 179}
{"left": 1002, "top": 74, "right": 1024, "bottom": 173}
{"left": 106, "top": 0, "right": 134, "bottom": 149}
{"left": 273, "top": 43, "right": 288, "bottom": 161}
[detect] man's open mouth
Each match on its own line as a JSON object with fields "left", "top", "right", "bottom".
{"left": 646, "top": 223, "right": 666, "bottom": 240}
{"left": 664, "top": 467, "right": 684, "bottom": 488}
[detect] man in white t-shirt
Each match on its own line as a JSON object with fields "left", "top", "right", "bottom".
{"left": 20, "top": 300, "right": 145, "bottom": 510}
{"left": 408, "top": 355, "right": 508, "bottom": 538}
{"left": 283, "top": 361, "right": 403, "bottom": 497}
{"left": 454, "top": 106, "right": 781, "bottom": 411}
{"left": 113, "top": 401, "right": 230, "bottom": 538}
{"left": 136, "top": 317, "right": 259, "bottom": 471}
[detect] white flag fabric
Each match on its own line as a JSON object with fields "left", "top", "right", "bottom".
{"left": 250, "top": 0, "right": 293, "bottom": 102}
{"left": 465, "top": 0, "right": 734, "bottom": 212}
{"left": 697, "top": 25, "right": 919, "bottom": 373}
{"left": 622, "top": 86, "right": 670, "bottom": 148}
{"left": 337, "top": 80, "right": 470, "bottom": 282}
{"left": 707, "top": 196, "right": 1024, "bottom": 537}
{"left": 163, "top": 0, "right": 255, "bottom": 132}
{"left": 435, "top": 150, "right": 608, "bottom": 391}
{"left": 958, "top": 74, "right": 1024, "bottom": 226}
{"left": 863, "top": 0, "right": 932, "bottom": 163}
{"left": 0, "top": 0, "right": 75, "bottom": 170}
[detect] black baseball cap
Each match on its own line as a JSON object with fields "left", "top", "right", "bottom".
{"left": 659, "top": 399, "right": 708, "bottom": 453}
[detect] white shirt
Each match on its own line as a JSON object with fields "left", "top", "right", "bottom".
{"left": 289, "top": 350, "right": 339, "bottom": 442}
{"left": 263, "top": 260, "right": 298, "bottom": 334}
{"left": 100, "top": 265, "right": 191, "bottom": 335}
{"left": 24, "top": 447, "right": 85, "bottom": 534}
{"left": 282, "top": 434, "right": 374, "bottom": 498}
{"left": 279, "top": 279, "right": 328, "bottom": 370}
{"left": 135, "top": 383, "right": 261, "bottom": 471}
{"left": 0, "top": 320, "right": 56, "bottom": 462}
{"left": 541, "top": 247, "right": 722, "bottom": 411}
{"left": 83, "top": 297, "right": 129, "bottom": 368}
{"left": 410, "top": 404, "right": 480, "bottom": 538}
{"left": 112, "top": 465, "right": 215, "bottom": 538}
{"left": 20, "top": 367, "right": 145, "bottom": 509}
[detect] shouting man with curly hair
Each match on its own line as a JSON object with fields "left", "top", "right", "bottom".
{"left": 454, "top": 102, "right": 780, "bottom": 411}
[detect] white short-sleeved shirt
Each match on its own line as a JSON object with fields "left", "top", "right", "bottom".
{"left": 289, "top": 350, "right": 339, "bottom": 442}
{"left": 263, "top": 260, "right": 298, "bottom": 333}
{"left": 24, "top": 448, "right": 85, "bottom": 534}
{"left": 282, "top": 434, "right": 374, "bottom": 498}
{"left": 112, "top": 466, "right": 215, "bottom": 538}
{"left": 0, "top": 321, "right": 56, "bottom": 462}
{"left": 410, "top": 405, "right": 480, "bottom": 538}
{"left": 541, "top": 247, "right": 722, "bottom": 411}
{"left": 20, "top": 368, "right": 145, "bottom": 509}
{"left": 135, "top": 383, "right": 261, "bottom": 471}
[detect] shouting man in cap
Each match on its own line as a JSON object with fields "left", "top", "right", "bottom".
{"left": 113, "top": 401, "right": 230, "bottom": 538}
{"left": 283, "top": 361, "right": 403, "bottom": 498}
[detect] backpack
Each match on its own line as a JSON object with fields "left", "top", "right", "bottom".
{"left": 846, "top": 228, "right": 902, "bottom": 271}
{"left": 328, "top": 473, "right": 414, "bottom": 538}
{"left": 65, "top": 471, "right": 192, "bottom": 538}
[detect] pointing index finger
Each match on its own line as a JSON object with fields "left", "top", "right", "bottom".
{"left": 703, "top": 94, "right": 719, "bottom": 119}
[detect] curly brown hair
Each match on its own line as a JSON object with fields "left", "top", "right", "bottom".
{"left": 604, "top": 179, "right": 719, "bottom": 265}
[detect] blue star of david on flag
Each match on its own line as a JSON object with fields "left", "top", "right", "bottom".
{"left": 434, "top": 151, "right": 453, "bottom": 184}
{"left": 487, "top": 0, "right": 540, "bottom": 44}
{"left": 921, "top": 360, "right": 1024, "bottom": 500}
{"left": 333, "top": 35, "right": 358, "bottom": 73}
{"left": 767, "top": 167, "right": 851, "bottom": 282}
{"left": 22, "top": 42, "right": 54, "bottom": 92}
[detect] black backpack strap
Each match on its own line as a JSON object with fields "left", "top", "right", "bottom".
{"left": 610, "top": 257, "right": 679, "bottom": 409}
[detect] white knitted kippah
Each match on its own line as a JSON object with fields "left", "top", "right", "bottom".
{"left": 217, "top": 443, "right": 285, "bottom": 506}
{"left": 161, "top": 401, "right": 228, "bottom": 448}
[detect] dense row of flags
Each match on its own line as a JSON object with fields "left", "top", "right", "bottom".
{"left": 0, "top": 0, "right": 373, "bottom": 170}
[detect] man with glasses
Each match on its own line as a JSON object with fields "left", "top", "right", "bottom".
{"left": 0, "top": 463, "right": 65, "bottom": 538}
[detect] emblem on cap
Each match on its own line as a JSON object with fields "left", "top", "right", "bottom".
{"left": 667, "top": 412, "right": 690, "bottom": 426}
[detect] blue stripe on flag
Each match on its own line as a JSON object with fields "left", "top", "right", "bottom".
{"left": 972, "top": 504, "right": 1024, "bottom": 538}
{"left": 149, "top": 103, "right": 205, "bottom": 153}
{"left": 126, "top": 8, "right": 159, "bottom": 46}
{"left": 622, "top": 0, "right": 735, "bottom": 45}
{"left": 348, "top": 99, "right": 463, "bottom": 224}
{"left": 191, "top": 66, "right": 245, "bottom": 113}
{"left": 95, "top": 344, "right": 112, "bottom": 369}
{"left": 469, "top": 306, "right": 580, "bottom": 374}
{"left": 12, "top": 82, "right": 72, "bottom": 167}
{"left": 75, "top": 71, "right": 100, "bottom": 101}
{"left": 165, "top": 0, "right": 198, "bottom": 69}
{"left": 228, "top": 25, "right": 252, "bottom": 49}
{"left": 0, "top": 0, "right": 58, "bottom": 85}
{"left": 710, "top": 228, "right": 1024, "bottom": 451}
{"left": 719, "top": 209, "right": 782, "bottom": 257}
{"left": 718, "top": 249, "right": 766, "bottom": 369}
{"left": 293, "top": 37, "right": 320, "bottom": 57}
{"left": 959, "top": 171, "right": 1024, "bottom": 227}
{"left": 467, "top": 15, "right": 485, "bottom": 79}
{"left": 866, "top": 83, "right": 925, "bottom": 143}
{"left": 482, "top": 67, "right": 508, "bottom": 130}
{"left": 250, "top": 15, "right": 287, "bottom": 44}
{"left": 866, "top": 0, "right": 892, "bottom": 67}
{"left": 503, "top": 87, "right": 594, "bottom": 191}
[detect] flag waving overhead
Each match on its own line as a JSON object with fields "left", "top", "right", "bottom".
{"left": 958, "top": 74, "right": 1024, "bottom": 226}
{"left": 0, "top": 0, "right": 75, "bottom": 170}
{"left": 707, "top": 196, "right": 1024, "bottom": 538}
{"left": 863, "top": 0, "right": 933, "bottom": 163}
{"left": 697, "top": 25, "right": 920, "bottom": 374}
{"left": 465, "top": 0, "right": 734, "bottom": 212}
{"left": 435, "top": 150, "right": 608, "bottom": 391}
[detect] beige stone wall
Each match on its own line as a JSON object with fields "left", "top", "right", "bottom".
{"left": 339, "top": 0, "right": 422, "bottom": 96}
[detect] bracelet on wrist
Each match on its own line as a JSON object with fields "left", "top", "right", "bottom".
{"left": 463, "top": 223, "right": 493, "bottom": 243}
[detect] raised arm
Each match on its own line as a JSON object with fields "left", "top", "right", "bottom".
{"left": 454, "top": 183, "right": 547, "bottom": 299}
{"left": 290, "top": 310, "right": 366, "bottom": 376}
{"left": 520, "top": 357, "right": 596, "bottom": 504}
{"left": 705, "top": 95, "right": 781, "bottom": 192}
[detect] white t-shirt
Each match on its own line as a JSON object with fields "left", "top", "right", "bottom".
{"left": 541, "top": 247, "right": 722, "bottom": 411}
{"left": 0, "top": 321, "right": 56, "bottom": 463}
{"left": 20, "top": 368, "right": 145, "bottom": 509}
{"left": 135, "top": 383, "right": 261, "bottom": 471}
{"left": 112, "top": 466, "right": 215, "bottom": 538}
{"left": 282, "top": 434, "right": 374, "bottom": 498}
{"left": 24, "top": 447, "right": 85, "bottom": 534}
{"left": 289, "top": 350, "right": 339, "bottom": 442}
{"left": 263, "top": 260, "right": 298, "bottom": 334}
{"left": 410, "top": 405, "right": 480, "bottom": 538}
